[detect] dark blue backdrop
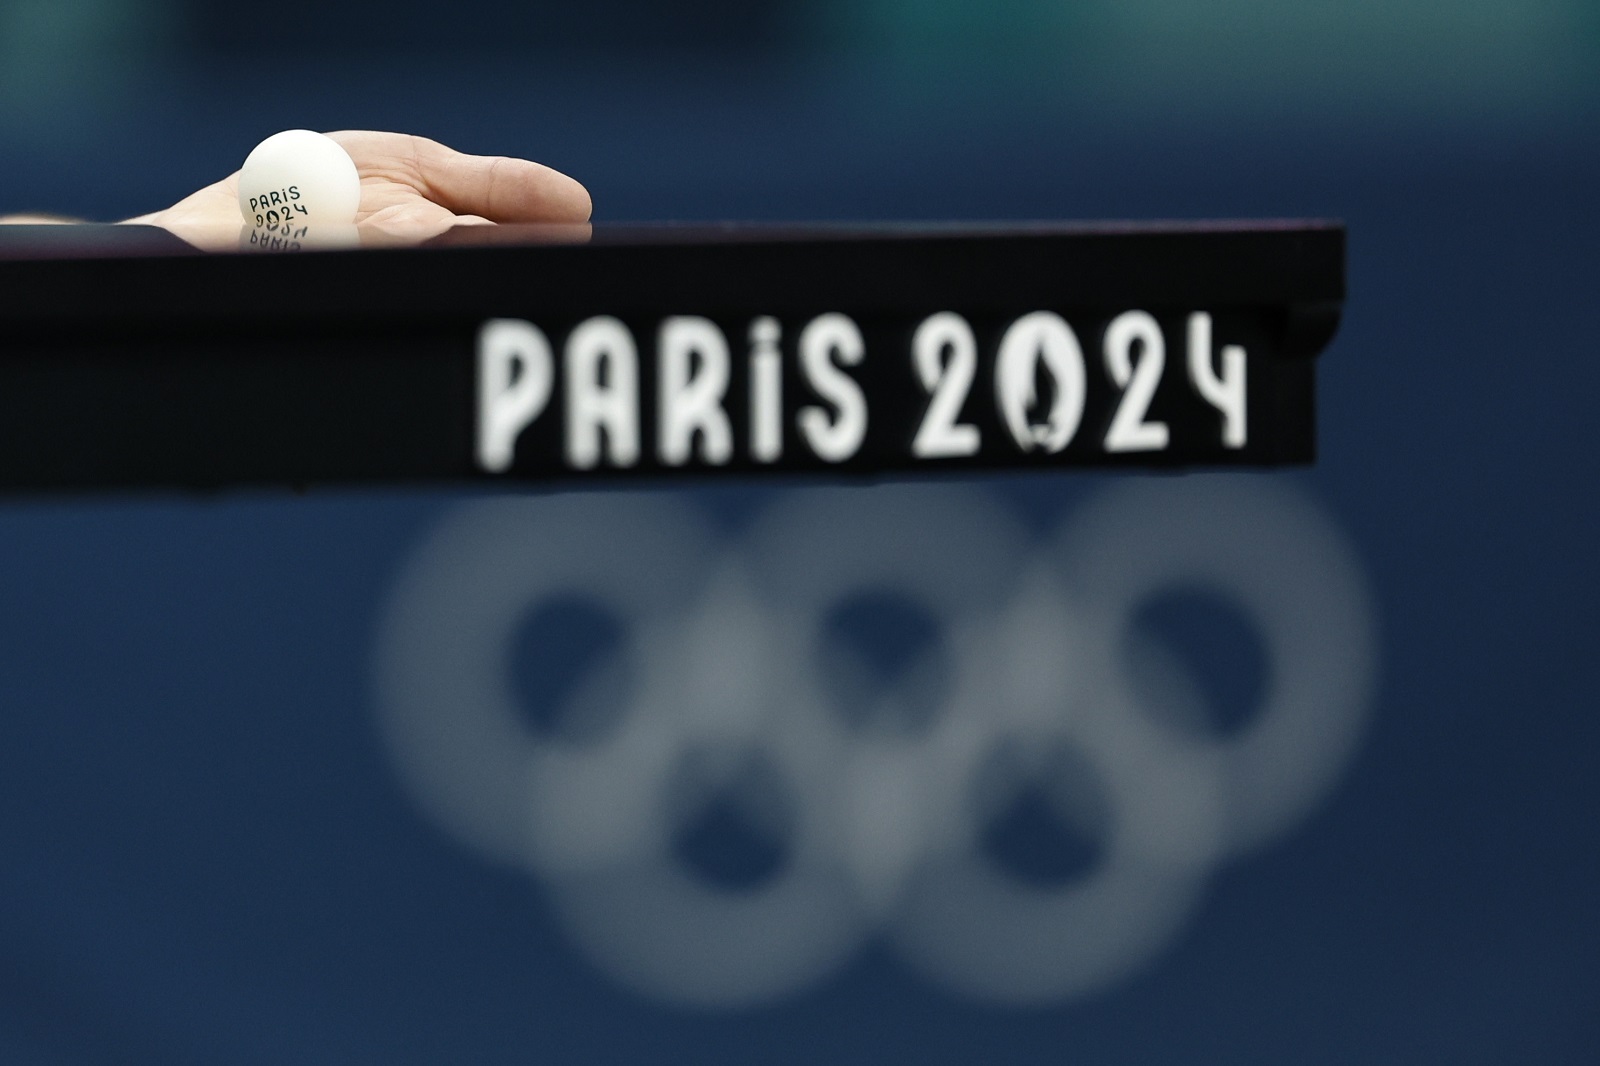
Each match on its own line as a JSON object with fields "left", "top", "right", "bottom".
{"left": 0, "top": 7, "right": 1596, "bottom": 1062}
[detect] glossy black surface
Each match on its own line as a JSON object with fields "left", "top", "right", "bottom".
{"left": 0, "top": 223, "right": 1339, "bottom": 490}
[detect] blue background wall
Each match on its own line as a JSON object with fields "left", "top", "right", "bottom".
{"left": 0, "top": 2, "right": 1596, "bottom": 1061}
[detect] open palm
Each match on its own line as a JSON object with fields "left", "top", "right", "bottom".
{"left": 125, "top": 130, "right": 592, "bottom": 245}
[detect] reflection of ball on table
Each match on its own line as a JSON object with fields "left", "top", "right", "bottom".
{"left": 237, "top": 130, "right": 361, "bottom": 228}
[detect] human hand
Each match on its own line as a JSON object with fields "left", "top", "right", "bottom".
{"left": 122, "top": 130, "right": 592, "bottom": 247}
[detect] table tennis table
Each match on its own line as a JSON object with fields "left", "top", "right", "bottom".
{"left": 0, "top": 221, "right": 1342, "bottom": 493}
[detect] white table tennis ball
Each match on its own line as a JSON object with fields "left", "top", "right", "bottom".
{"left": 237, "top": 130, "right": 361, "bottom": 229}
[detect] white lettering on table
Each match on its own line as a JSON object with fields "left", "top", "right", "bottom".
{"left": 749, "top": 317, "right": 784, "bottom": 464}
{"left": 1187, "top": 312, "right": 1248, "bottom": 449}
{"left": 473, "top": 308, "right": 1254, "bottom": 474}
{"left": 796, "top": 313, "right": 868, "bottom": 463}
{"left": 657, "top": 317, "right": 733, "bottom": 466}
{"left": 995, "top": 311, "right": 1086, "bottom": 454}
{"left": 1103, "top": 310, "right": 1171, "bottom": 453}
{"left": 565, "top": 316, "right": 641, "bottom": 470}
{"left": 911, "top": 312, "right": 981, "bottom": 459}
{"left": 476, "top": 318, "right": 554, "bottom": 473}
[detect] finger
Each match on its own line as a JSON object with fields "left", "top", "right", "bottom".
{"left": 406, "top": 136, "right": 591, "bottom": 224}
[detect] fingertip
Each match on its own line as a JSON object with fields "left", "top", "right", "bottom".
{"left": 503, "top": 157, "right": 593, "bottom": 224}
{"left": 561, "top": 174, "right": 594, "bottom": 223}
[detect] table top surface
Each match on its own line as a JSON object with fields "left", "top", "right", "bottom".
{"left": 0, "top": 221, "right": 1345, "bottom": 327}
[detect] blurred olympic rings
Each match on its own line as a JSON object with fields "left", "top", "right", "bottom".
{"left": 373, "top": 477, "right": 1376, "bottom": 1007}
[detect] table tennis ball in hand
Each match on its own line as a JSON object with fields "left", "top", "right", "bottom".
{"left": 237, "top": 130, "right": 361, "bottom": 229}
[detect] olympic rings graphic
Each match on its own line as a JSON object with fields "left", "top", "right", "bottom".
{"left": 373, "top": 476, "right": 1377, "bottom": 1007}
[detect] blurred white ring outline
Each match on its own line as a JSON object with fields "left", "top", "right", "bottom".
{"left": 373, "top": 476, "right": 1376, "bottom": 1007}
